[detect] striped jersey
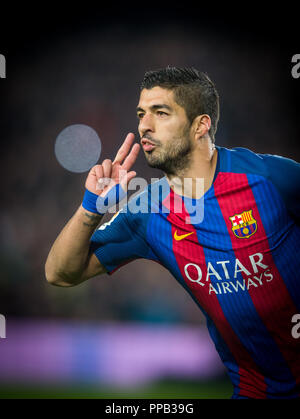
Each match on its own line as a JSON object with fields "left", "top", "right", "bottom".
{"left": 90, "top": 146, "right": 300, "bottom": 399}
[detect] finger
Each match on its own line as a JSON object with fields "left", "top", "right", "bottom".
{"left": 102, "top": 159, "right": 112, "bottom": 179}
{"left": 95, "top": 165, "right": 108, "bottom": 191}
{"left": 121, "top": 143, "right": 140, "bottom": 171}
{"left": 126, "top": 170, "right": 137, "bottom": 184}
{"left": 113, "top": 133, "right": 135, "bottom": 165}
{"left": 120, "top": 170, "right": 136, "bottom": 191}
{"left": 95, "top": 164, "right": 103, "bottom": 180}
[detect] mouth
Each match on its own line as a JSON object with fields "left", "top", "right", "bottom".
{"left": 141, "top": 138, "right": 157, "bottom": 152}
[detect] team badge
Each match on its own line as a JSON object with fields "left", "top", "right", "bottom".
{"left": 229, "top": 210, "right": 257, "bottom": 239}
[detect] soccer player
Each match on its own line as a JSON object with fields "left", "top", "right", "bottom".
{"left": 45, "top": 67, "right": 300, "bottom": 399}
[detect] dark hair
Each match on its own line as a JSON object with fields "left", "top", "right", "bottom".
{"left": 140, "top": 66, "right": 220, "bottom": 142}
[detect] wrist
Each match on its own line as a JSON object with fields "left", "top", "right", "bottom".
{"left": 82, "top": 189, "right": 100, "bottom": 214}
{"left": 81, "top": 184, "right": 127, "bottom": 215}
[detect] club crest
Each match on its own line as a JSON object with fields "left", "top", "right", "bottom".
{"left": 229, "top": 210, "right": 257, "bottom": 239}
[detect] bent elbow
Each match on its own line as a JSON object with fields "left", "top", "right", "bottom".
{"left": 45, "top": 266, "right": 78, "bottom": 287}
{"left": 45, "top": 264, "right": 56, "bottom": 285}
{"left": 45, "top": 271, "right": 64, "bottom": 287}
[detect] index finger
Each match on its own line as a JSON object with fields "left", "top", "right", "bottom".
{"left": 121, "top": 143, "right": 140, "bottom": 171}
{"left": 113, "top": 133, "right": 135, "bottom": 165}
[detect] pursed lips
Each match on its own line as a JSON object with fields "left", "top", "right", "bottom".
{"left": 141, "top": 136, "right": 158, "bottom": 151}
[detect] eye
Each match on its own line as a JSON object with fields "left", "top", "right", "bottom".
{"left": 157, "top": 111, "right": 168, "bottom": 117}
{"left": 137, "top": 113, "right": 144, "bottom": 120}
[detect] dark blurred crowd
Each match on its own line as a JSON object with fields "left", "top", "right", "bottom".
{"left": 0, "top": 18, "right": 299, "bottom": 324}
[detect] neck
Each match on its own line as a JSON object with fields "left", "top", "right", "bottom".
{"left": 166, "top": 140, "right": 218, "bottom": 199}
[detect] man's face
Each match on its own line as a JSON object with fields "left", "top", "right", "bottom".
{"left": 137, "top": 86, "right": 193, "bottom": 175}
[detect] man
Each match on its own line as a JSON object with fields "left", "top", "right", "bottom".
{"left": 45, "top": 67, "right": 300, "bottom": 399}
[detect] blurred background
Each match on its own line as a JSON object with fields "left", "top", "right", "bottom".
{"left": 0, "top": 4, "right": 299, "bottom": 398}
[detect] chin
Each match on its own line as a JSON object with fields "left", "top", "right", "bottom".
{"left": 144, "top": 152, "right": 162, "bottom": 167}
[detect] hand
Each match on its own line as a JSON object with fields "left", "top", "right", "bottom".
{"left": 85, "top": 133, "right": 140, "bottom": 197}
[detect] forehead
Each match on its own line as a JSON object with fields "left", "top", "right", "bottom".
{"left": 138, "top": 86, "right": 178, "bottom": 109}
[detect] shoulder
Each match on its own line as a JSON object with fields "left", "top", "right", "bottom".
{"left": 218, "top": 145, "right": 300, "bottom": 180}
{"left": 218, "top": 146, "right": 267, "bottom": 176}
{"left": 217, "top": 145, "right": 300, "bottom": 221}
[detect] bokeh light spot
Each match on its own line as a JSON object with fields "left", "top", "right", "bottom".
{"left": 55, "top": 124, "right": 102, "bottom": 173}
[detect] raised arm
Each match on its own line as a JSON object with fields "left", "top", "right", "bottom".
{"left": 45, "top": 133, "right": 140, "bottom": 287}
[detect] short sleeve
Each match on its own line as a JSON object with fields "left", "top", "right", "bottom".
{"left": 89, "top": 207, "right": 150, "bottom": 274}
{"left": 260, "top": 153, "right": 300, "bottom": 223}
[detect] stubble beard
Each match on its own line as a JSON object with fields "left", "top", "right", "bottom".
{"left": 144, "top": 126, "right": 192, "bottom": 176}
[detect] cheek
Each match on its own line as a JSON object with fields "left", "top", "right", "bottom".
{"left": 164, "top": 120, "right": 190, "bottom": 140}
{"left": 160, "top": 119, "right": 182, "bottom": 136}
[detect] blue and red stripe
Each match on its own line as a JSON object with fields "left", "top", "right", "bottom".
{"left": 164, "top": 188, "right": 269, "bottom": 398}
{"left": 214, "top": 172, "right": 300, "bottom": 397}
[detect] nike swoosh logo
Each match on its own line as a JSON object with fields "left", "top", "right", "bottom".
{"left": 174, "top": 230, "right": 194, "bottom": 241}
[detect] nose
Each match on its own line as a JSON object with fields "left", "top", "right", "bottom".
{"left": 139, "top": 113, "right": 155, "bottom": 138}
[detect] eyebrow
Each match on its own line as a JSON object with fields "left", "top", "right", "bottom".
{"left": 136, "top": 104, "right": 173, "bottom": 113}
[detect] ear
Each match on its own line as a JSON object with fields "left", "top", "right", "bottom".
{"left": 193, "top": 114, "right": 211, "bottom": 139}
